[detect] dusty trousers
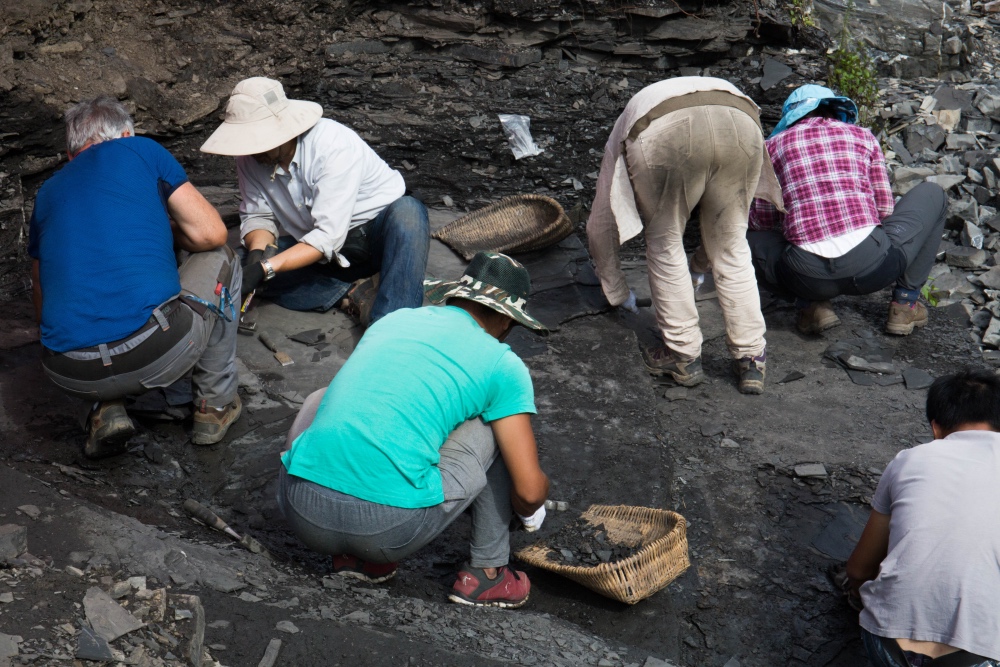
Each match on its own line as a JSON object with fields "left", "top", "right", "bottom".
{"left": 626, "top": 105, "right": 767, "bottom": 361}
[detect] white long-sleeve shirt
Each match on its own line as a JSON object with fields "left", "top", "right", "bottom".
{"left": 237, "top": 118, "right": 405, "bottom": 266}
{"left": 587, "top": 77, "right": 782, "bottom": 306}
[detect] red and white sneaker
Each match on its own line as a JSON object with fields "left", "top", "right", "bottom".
{"left": 331, "top": 554, "right": 397, "bottom": 583}
{"left": 448, "top": 564, "right": 530, "bottom": 608}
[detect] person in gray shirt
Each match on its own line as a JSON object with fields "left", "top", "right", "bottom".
{"left": 847, "top": 369, "right": 1000, "bottom": 667}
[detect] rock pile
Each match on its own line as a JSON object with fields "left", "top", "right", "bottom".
{"left": 543, "top": 518, "right": 640, "bottom": 566}
{"left": 879, "top": 72, "right": 1000, "bottom": 367}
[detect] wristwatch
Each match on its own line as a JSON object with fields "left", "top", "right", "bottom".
{"left": 261, "top": 258, "right": 277, "bottom": 282}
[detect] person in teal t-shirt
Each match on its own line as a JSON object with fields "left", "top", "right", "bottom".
{"left": 278, "top": 252, "right": 550, "bottom": 608}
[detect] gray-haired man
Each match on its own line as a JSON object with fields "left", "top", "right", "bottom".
{"left": 29, "top": 95, "right": 243, "bottom": 458}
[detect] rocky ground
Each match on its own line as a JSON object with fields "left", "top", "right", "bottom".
{"left": 3, "top": 0, "right": 1000, "bottom": 665}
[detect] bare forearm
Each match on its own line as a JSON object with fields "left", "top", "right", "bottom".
{"left": 243, "top": 229, "right": 277, "bottom": 252}
{"left": 270, "top": 242, "right": 323, "bottom": 273}
{"left": 511, "top": 474, "right": 549, "bottom": 517}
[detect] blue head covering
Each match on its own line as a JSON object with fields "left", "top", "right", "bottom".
{"left": 769, "top": 84, "right": 859, "bottom": 138}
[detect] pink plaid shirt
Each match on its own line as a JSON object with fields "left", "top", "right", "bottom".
{"left": 748, "top": 117, "right": 894, "bottom": 246}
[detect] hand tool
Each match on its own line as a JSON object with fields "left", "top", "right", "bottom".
{"left": 238, "top": 290, "right": 258, "bottom": 335}
{"left": 182, "top": 498, "right": 274, "bottom": 560}
{"left": 635, "top": 297, "right": 652, "bottom": 308}
{"left": 258, "top": 331, "right": 294, "bottom": 366}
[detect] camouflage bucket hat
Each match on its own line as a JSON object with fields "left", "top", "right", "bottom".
{"left": 424, "top": 252, "right": 548, "bottom": 335}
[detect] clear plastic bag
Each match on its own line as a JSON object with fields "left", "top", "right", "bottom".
{"left": 497, "top": 113, "right": 543, "bottom": 160}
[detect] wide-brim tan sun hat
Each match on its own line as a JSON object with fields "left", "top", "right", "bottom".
{"left": 424, "top": 251, "right": 548, "bottom": 335}
{"left": 200, "top": 77, "right": 323, "bottom": 156}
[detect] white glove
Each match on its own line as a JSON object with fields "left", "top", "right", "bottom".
{"left": 518, "top": 504, "right": 547, "bottom": 532}
{"left": 619, "top": 290, "right": 639, "bottom": 314}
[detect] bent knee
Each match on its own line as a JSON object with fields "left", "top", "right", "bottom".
{"left": 386, "top": 197, "right": 429, "bottom": 232}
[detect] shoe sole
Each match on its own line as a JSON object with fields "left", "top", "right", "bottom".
{"left": 738, "top": 381, "right": 765, "bottom": 395}
{"left": 885, "top": 317, "right": 928, "bottom": 336}
{"left": 84, "top": 423, "right": 136, "bottom": 459}
{"left": 796, "top": 316, "right": 841, "bottom": 335}
{"left": 643, "top": 364, "right": 705, "bottom": 387}
{"left": 447, "top": 592, "right": 529, "bottom": 609}
{"left": 335, "top": 569, "right": 397, "bottom": 584}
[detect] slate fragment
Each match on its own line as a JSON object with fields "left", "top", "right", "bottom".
{"left": 83, "top": 587, "right": 144, "bottom": 642}
{"left": 846, "top": 369, "right": 874, "bottom": 386}
{"left": 289, "top": 329, "right": 325, "bottom": 345}
{"left": 76, "top": 626, "right": 115, "bottom": 661}
{"left": 778, "top": 371, "right": 805, "bottom": 384}
{"left": 902, "top": 367, "right": 934, "bottom": 390}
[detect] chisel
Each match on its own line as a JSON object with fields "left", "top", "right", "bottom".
{"left": 258, "top": 331, "right": 294, "bottom": 366}
{"left": 182, "top": 498, "right": 273, "bottom": 560}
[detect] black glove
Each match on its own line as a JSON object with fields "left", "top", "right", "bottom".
{"left": 242, "top": 249, "right": 265, "bottom": 296}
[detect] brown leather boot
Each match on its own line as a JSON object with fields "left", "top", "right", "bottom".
{"left": 191, "top": 396, "right": 242, "bottom": 445}
{"left": 84, "top": 400, "right": 136, "bottom": 459}
{"left": 885, "top": 301, "right": 928, "bottom": 335}
{"left": 796, "top": 301, "right": 841, "bottom": 335}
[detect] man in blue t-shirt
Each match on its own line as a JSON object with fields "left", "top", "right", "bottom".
{"left": 278, "top": 252, "right": 550, "bottom": 608}
{"left": 29, "top": 95, "right": 243, "bottom": 459}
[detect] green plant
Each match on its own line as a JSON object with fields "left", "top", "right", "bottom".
{"left": 826, "top": 0, "right": 881, "bottom": 128}
{"left": 788, "top": 0, "right": 817, "bottom": 28}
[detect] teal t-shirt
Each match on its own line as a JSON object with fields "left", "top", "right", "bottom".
{"left": 282, "top": 305, "right": 537, "bottom": 508}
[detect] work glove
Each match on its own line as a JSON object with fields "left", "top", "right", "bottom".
{"left": 518, "top": 504, "right": 547, "bottom": 533}
{"left": 619, "top": 290, "right": 639, "bottom": 314}
{"left": 241, "top": 248, "right": 265, "bottom": 296}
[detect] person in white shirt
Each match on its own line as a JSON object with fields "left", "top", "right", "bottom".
{"left": 201, "top": 77, "right": 429, "bottom": 323}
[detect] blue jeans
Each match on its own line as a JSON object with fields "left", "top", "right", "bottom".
{"left": 861, "top": 629, "right": 999, "bottom": 667}
{"left": 277, "top": 389, "right": 513, "bottom": 568}
{"left": 258, "top": 196, "right": 429, "bottom": 323}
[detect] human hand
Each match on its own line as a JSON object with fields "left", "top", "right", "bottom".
{"left": 518, "top": 504, "right": 547, "bottom": 532}
{"left": 242, "top": 249, "right": 265, "bottom": 296}
{"left": 619, "top": 290, "right": 639, "bottom": 314}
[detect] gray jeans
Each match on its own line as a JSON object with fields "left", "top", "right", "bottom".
{"left": 41, "top": 246, "right": 241, "bottom": 409}
{"left": 277, "top": 389, "right": 513, "bottom": 568}
{"left": 748, "top": 182, "right": 948, "bottom": 301}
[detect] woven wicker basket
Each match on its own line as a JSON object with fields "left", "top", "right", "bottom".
{"left": 515, "top": 504, "right": 690, "bottom": 605}
{"left": 432, "top": 194, "right": 573, "bottom": 261}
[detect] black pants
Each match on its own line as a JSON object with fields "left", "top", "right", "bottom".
{"left": 748, "top": 182, "right": 948, "bottom": 302}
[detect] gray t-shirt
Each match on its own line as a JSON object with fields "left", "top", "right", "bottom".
{"left": 859, "top": 430, "right": 1000, "bottom": 659}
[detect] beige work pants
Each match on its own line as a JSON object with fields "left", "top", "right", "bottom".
{"left": 626, "top": 105, "right": 766, "bottom": 361}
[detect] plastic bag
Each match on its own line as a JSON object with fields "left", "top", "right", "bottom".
{"left": 497, "top": 113, "right": 543, "bottom": 160}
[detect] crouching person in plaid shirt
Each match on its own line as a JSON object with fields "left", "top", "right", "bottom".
{"left": 747, "top": 84, "right": 947, "bottom": 336}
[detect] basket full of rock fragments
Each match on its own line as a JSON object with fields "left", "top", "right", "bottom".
{"left": 514, "top": 504, "right": 689, "bottom": 605}
{"left": 431, "top": 194, "right": 573, "bottom": 260}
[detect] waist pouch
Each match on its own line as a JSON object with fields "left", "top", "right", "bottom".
{"left": 42, "top": 298, "right": 195, "bottom": 380}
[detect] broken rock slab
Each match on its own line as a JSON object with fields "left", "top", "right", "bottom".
{"left": 902, "top": 367, "right": 935, "bottom": 390}
{"left": 0, "top": 633, "right": 21, "bottom": 664}
{"left": 83, "top": 587, "right": 144, "bottom": 642}
{"left": 794, "top": 463, "right": 828, "bottom": 478}
{"left": 0, "top": 525, "right": 27, "bottom": 561}
{"left": 946, "top": 246, "right": 986, "bottom": 268}
{"left": 839, "top": 354, "right": 896, "bottom": 375}
{"left": 76, "top": 626, "right": 115, "bottom": 662}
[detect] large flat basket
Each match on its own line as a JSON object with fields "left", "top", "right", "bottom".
{"left": 432, "top": 194, "right": 573, "bottom": 261}
{"left": 515, "top": 504, "right": 689, "bottom": 605}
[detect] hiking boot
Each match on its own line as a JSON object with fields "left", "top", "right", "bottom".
{"left": 331, "top": 554, "right": 398, "bottom": 583}
{"left": 191, "top": 395, "right": 242, "bottom": 445}
{"left": 84, "top": 400, "right": 136, "bottom": 459}
{"left": 885, "top": 301, "right": 928, "bottom": 336}
{"left": 448, "top": 564, "right": 530, "bottom": 608}
{"left": 796, "top": 301, "right": 841, "bottom": 335}
{"left": 735, "top": 353, "right": 766, "bottom": 395}
{"left": 641, "top": 345, "right": 705, "bottom": 387}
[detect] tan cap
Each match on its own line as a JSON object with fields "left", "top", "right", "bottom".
{"left": 200, "top": 77, "right": 323, "bottom": 156}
